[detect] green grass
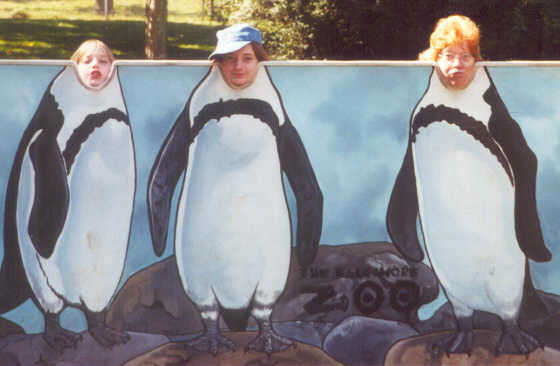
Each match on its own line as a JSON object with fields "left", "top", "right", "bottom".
{"left": 0, "top": 0, "right": 222, "bottom": 59}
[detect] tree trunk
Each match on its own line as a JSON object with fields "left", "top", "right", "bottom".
{"left": 201, "top": 0, "right": 213, "bottom": 17}
{"left": 94, "top": 0, "right": 114, "bottom": 15}
{"left": 145, "top": 0, "right": 168, "bottom": 59}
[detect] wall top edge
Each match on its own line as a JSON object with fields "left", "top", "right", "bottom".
{"left": 0, "top": 59, "right": 559, "bottom": 67}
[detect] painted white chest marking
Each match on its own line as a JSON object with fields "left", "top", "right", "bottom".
{"left": 411, "top": 67, "right": 525, "bottom": 320}
{"left": 176, "top": 66, "right": 291, "bottom": 310}
{"left": 416, "top": 66, "right": 492, "bottom": 126}
{"left": 190, "top": 66, "right": 285, "bottom": 127}
{"left": 17, "top": 65, "right": 135, "bottom": 313}
{"left": 50, "top": 66, "right": 127, "bottom": 149}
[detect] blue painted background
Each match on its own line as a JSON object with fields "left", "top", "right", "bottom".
{"left": 0, "top": 63, "right": 558, "bottom": 333}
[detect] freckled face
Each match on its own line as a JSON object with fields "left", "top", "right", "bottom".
{"left": 436, "top": 41, "right": 476, "bottom": 90}
{"left": 217, "top": 44, "right": 259, "bottom": 89}
{"left": 77, "top": 47, "right": 112, "bottom": 88}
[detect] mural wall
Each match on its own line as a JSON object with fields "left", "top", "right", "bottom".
{"left": 0, "top": 60, "right": 559, "bottom": 365}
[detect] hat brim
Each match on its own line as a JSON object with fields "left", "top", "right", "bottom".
{"left": 208, "top": 40, "right": 252, "bottom": 59}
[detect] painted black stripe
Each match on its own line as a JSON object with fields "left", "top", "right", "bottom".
{"left": 412, "top": 104, "right": 513, "bottom": 185}
{"left": 191, "top": 98, "right": 279, "bottom": 142}
{"left": 482, "top": 73, "right": 551, "bottom": 262}
{"left": 28, "top": 129, "right": 69, "bottom": 258}
{"left": 278, "top": 119, "right": 323, "bottom": 267}
{"left": 62, "top": 108, "right": 129, "bottom": 174}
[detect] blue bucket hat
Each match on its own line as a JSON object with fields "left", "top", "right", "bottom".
{"left": 209, "top": 23, "right": 262, "bottom": 60}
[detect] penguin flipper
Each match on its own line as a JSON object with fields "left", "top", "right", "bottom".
{"left": 28, "top": 129, "right": 69, "bottom": 259}
{"left": 278, "top": 119, "right": 323, "bottom": 267}
{"left": 148, "top": 111, "right": 190, "bottom": 257}
{"left": 0, "top": 89, "right": 65, "bottom": 312}
{"left": 518, "top": 260, "right": 550, "bottom": 322}
{"left": 386, "top": 143, "right": 424, "bottom": 263}
{"left": 484, "top": 83, "right": 551, "bottom": 262}
{"left": 0, "top": 192, "right": 31, "bottom": 312}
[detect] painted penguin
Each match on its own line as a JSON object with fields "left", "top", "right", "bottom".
{"left": 148, "top": 65, "right": 323, "bottom": 355}
{"left": 387, "top": 66, "right": 551, "bottom": 355}
{"left": 0, "top": 63, "right": 135, "bottom": 351}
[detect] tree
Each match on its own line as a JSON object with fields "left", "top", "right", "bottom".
{"left": 95, "top": 0, "right": 114, "bottom": 15}
{"left": 145, "top": 0, "right": 167, "bottom": 59}
{"left": 202, "top": 0, "right": 214, "bottom": 17}
{"left": 211, "top": 0, "right": 560, "bottom": 60}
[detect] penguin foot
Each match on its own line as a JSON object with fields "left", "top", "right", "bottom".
{"left": 495, "top": 324, "right": 542, "bottom": 356}
{"left": 85, "top": 309, "right": 130, "bottom": 348}
{"left": 245, "top": 323, "right": 294, "bottom": 355}
{"left": 43, "top": 326, "right": 82, "bottom": 354}
{"left": 186, "top": 332, "right": 237, "bottom": 355}
{"left": 431, "top": 330, "right": 473, "bottom": 356}
{"left": 88, "top": 324, "right": 131, "bottom": 349}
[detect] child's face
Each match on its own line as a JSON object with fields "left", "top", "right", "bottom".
{"left": 77, "top": 47, "right": 112, "bottom": 88}
{"left": 217, "top": 44, "right": 259, "bottom": 89}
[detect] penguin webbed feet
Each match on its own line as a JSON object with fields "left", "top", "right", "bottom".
{"left": 245, "top": 319, "right": 295, "bottom": 356}
{"left": 43, "top": 329, "right": 82, "bottom": 354}
{"left": 431, "top": 329, "right": 473, "bottom": 357}
{"left": 43, "top": 314, "right": 83, "bottom": 353}
{"left": 85, "top": 310, "right": 130, "bottom": 349}
{"left": 88, "top": 323, "right": 131, "bottom": 349}
{"left": 495, "top": 322, "right": 543, "bottom": 357}
{"left": 430, "top": 315, "right": 474, "bottom": 357}
{"left": 185, "top": 331, "right": 237, "bottom": 355}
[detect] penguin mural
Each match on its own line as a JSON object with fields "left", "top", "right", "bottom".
{"left": 0, "top": 63, "right": 135, "bottom": 352}
{"left": 147, "top": 64, "right": 323, "bottom": 355}
{"left": 386, "top": 66, "right": 552, "bottom": 355}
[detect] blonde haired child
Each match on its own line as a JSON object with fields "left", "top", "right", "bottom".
{"left": 71, "top": 39, "right": 114, "bottom": 88}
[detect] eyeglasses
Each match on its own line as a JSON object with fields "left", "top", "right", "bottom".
{"left": 439, "top": 52, "right": 475, "bottom": 65}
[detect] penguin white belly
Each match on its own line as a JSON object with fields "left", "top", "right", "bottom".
{"left": 19, "top": 120, "right": 135, "bottom": 312}
{"left": 413, "top": 122, "right": 525, "bottom": 318}
{"left": 176, "top": 116, "right": 291, "bottom": 309}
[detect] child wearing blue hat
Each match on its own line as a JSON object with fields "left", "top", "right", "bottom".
{"left": 148, "top": 22, "right": 322, "bottom": 357}
{"left": 209, "top": 23, "right": 269, "bottom": 89}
